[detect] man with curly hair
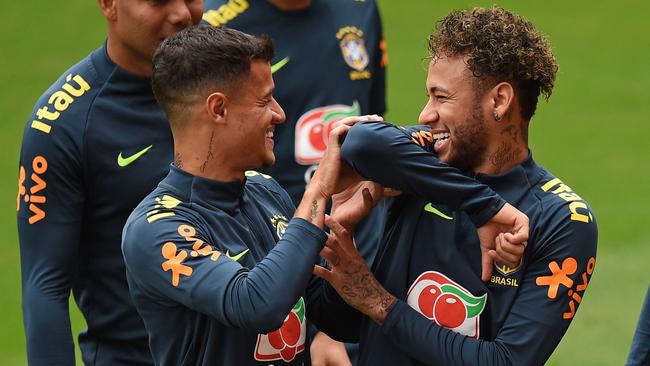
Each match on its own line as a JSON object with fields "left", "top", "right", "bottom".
{"left": 308, "top": 7, "right": 598, "bottom": 365}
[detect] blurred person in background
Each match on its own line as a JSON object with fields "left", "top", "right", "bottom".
{"left": 16, "top": 1, "right": 203, "bottom": 364}
{"left": 627, "top": 285, "right": 650, "bottom": 366}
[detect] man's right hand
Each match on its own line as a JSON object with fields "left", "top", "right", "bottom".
{"left": 330, "top": 180, "right": 383, "bottom": 232}
{"left": 477, "top": 202, "right": 529, "bottom": 281}
{"left": 309, "top": 115, "right": 383, "bottom": 199}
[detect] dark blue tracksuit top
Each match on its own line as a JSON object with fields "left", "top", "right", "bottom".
{"left": 308, "top": 122, "right": 598, "bottom": 366}
{"left": 17, "top": 43, "right": 171, "bottom": 365}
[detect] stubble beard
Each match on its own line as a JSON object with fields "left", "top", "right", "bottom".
{"left": 446, "top": 103, "right": 489, "bottom": 173}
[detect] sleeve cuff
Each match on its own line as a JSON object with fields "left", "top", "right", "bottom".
{"left": 286, "top": 217, "right": 328, "bottom": 246}
{"left": 468, "top": 196, "right": 506, "bottom": 227}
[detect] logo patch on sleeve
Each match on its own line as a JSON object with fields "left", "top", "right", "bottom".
{"left": 270, "top": 214, "right": 289, "bottom": 239}
{"left": 407, "top": 271, "right": 486, "bottom": 338}
{"left": 536, "top": 256, "right": 596, "bottom": 319}
{"left": 254, "top": 298, "right": 306, "bottom": 362}
{"left": 17, "top": 156, "right": 48, "bottom": 224}
{"left": 147, "top": 195, "right": 181, "bottom": 223}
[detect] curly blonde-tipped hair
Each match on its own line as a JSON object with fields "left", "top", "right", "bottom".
{"left": 428, "top": 7, "right": 558, "bottom": 120}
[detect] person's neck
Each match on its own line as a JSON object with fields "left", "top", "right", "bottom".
{"left": 175, "top": 148, "right": 246, "bottom": 182}
{"left": 475, "top": 120, "right": 529, "bottom": 175}
{"left": 266, "top": 0, "right": 311, "bottom": 11}
{"left": 173, "top": 126, "right": 246, "bottom": 182}
{"left": 106, "top": 36, "right": 152, "bottom": 76}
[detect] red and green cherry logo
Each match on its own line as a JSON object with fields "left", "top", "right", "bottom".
{"left": 407, "top": 271, "right": 487, "bottom": 339}
{"left": 294, "top": 101, "right": 360, "bottom": 165}
{"left": 254, "top": 297, "right": 306, "bottom": 362}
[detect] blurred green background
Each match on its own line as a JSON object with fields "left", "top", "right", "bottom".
{"left": 1, "top": 1, "right": 648, "bottom": 364}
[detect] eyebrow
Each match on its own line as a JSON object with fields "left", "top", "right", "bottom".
{"left": 429, "top": 86, "right": 451, "bottom": 94}
{"left": 262, "top": 88, "right": 274, "bottom": 99}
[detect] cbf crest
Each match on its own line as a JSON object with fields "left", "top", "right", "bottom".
{"left": 337, "top": 26, "right": 371, "bottom": 80}
{"left": 270, "top": 214, "right": 289, "bottom": 239}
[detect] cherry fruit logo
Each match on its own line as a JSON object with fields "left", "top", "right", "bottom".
{"left": 254, "top": 297, "right": 306, "bottom": 362}
{"left": 294, "top": 101, "right": 360, "bottom": 165}
{"left": 407, "top": 271, "right": 486, "bottom": 338}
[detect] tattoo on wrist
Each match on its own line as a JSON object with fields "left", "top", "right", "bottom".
{"left": 310, "top": 200, "right": 319, "bottom": 222}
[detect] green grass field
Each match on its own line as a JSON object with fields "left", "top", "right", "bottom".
{"left": 1, "top": 1, "right": 648, "bottom": 364}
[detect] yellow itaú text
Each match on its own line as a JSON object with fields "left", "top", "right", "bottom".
{"left": 30, "top": 74, "right": 91, "bottom": 134}
{"left": 541, "top": 178, "right": 594, "bottom": 223}
{"left": 203, "top": 0, "right": 249, "bottom": 26}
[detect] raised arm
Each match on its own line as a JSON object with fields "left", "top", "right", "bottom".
{"left": 341, "top": 121, "right": 505, "bottom": 226}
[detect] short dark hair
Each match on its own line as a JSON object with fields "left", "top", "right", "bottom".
{"left": 152, "top": 25, "right": 274, "bottom": 124}
{"left": 428, "top": 7, "right": 558, "bottom": 120}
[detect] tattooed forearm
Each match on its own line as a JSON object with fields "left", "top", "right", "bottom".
{"left": 335, "top": 262, "right": 397, "bottom": 324}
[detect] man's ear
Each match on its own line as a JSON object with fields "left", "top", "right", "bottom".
{"left": 98, "top": 0, "right": 117, "bottom": 21}
{"left": 206, "top": 92, "right": 228, "bottom": 125}
{"left": 490, "top": 82, "right": 515, "bottom": 122}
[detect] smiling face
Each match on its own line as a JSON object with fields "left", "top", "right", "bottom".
{"left": 106, "top": 0, "right": 204, "bottom": 74}
{"left": 226, "top": 59, "right": 286, "bottom": 170}
{"left": 418, "top": 56, "right": 491, "bottom": 172}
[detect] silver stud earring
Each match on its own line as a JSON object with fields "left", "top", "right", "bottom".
{"left": 493, "top": 111, "right": 501, "bottom": 121}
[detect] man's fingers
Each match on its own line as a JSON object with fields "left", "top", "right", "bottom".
{"left": 383, "top": 188, "right": 402, "bottom": 197}
{"left": 319, "top": 245, "right": 339, "bottom": 263}
{"left": 313, "top": 265, "right": 332, "bottom": 281}
{"left": 494, "top": 248, "right": 521, "bottom": 268}
{"left": 328, "top": 124, "right": 352, "bottom": 148}
{"left": 331, "top": 115, "right": 383, "bottom": 129}
{"left": 504, "top": 230, "right": 528, "bottom": 245}
{"left": 495, "top": 234, "right": 525, "bottom": 268}
{"left": 325, "top": 216, "right": 350, "bottom": 242}
{"left": 481, "top": 248, "right": 496, "bottom": 282}
{"left": 361, "top": 187, "right": 378, "bottom": 209}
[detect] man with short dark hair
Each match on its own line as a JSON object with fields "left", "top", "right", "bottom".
{"left": 122, "top": 25, "right": 375, "bottom": 366}
{"left": 201, "top": 1, "right": 388, "bottom": 363}
{"left": 312, "top": 7, "right": 598, "bottom": 365}
{"left": 16, "top": 1, "right": 203, "bottom": 364}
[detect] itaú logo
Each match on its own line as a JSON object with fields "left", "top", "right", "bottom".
{"left": 294, "top": 101, "right": 360, "bottom": 165}
{"left": 406, "top": 271, "right": 486, "bottom": 339}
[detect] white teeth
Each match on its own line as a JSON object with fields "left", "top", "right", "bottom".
{"left": 266, "top": 131, "right": 274, "bottom": 138}
{"left": 432, "top": 132, "right": 450, "bottom": 141}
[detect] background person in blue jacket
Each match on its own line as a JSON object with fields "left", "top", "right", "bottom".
{"left": 627, "top": 285, "right": 650, "bottom": 366}
{"left": 313, "top": 7, "right": 598, "bottom": 366}
{"left": 16, "top": 1, "right": 203, "bottom": 364}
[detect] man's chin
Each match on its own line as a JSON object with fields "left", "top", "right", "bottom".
{"left": 261, "top": 155, "right": 276, "bottom": 168}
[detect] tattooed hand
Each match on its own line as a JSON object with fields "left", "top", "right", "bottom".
{"left": 313, "top": 216, "right": 397, "bottom": 325}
